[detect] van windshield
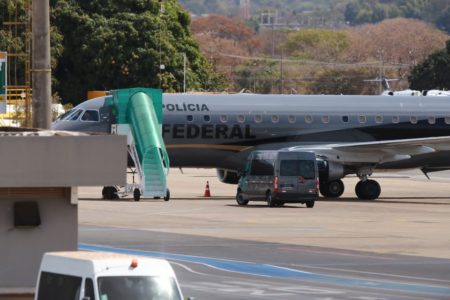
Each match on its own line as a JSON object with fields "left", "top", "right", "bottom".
{"left": 98, "top": 276, "right": 181, "bottom": 300}
{"left": 280, "top": 160, "right": 315, "bottom": 179}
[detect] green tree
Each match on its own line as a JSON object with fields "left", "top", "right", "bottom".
{"left": 409, "top": 40, "right": 450, "bottom": 90}
{"left": 235, "top": 60, "right": 278, "bottom": 94}
{"left": 51, "top": 0, "right": 222, "bottom": 105}
{"left": 283, "top": 29, "right": 349, "bottom": 61}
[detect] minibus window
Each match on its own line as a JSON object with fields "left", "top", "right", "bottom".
{"left": 250, "top": 159, "right": 274, "bottom": 176}
{"left": 37, "top": 271, "right": 81, "bottom": 300}
{"left": 280, "top": 160, "right": 315, "bottom": 179}
{"left": 98, "top": 276, "right": 181, "bottom": 300}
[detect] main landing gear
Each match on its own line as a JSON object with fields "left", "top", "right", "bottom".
{"left": 319, "top": 167, "right": 381, "bottom": 200}
{"left": 319, "top": 179, "right": 345, "bottom": 198}
{"left": 355, "top": 179, "right": 381, "bottom": 200}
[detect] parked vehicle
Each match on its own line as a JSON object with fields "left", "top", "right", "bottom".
{"left": 236, "top": 150, "right": 318, "bottom": 207}
{"left": 34, "top": 251, "right": 185, "bottom": 300}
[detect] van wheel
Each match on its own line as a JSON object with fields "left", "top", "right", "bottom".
{"left": 266, "top": 191, "right": 276, "bottom": 207}
{"left": 236, "top": 190, "right": 248, "bottom": 206}
{"left": 306, "top": 201, "right": 315, "bottom": 208}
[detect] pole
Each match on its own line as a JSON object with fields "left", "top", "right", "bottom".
{"left": 183, "top": 53, "right": 186, "bottom": 93}
{"left": 32, "top": 0, "right": 52, "bottom": 129}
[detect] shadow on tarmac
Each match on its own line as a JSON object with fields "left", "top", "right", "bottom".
{"left": 319, "top": 197, "right": 450, "bottom": 205}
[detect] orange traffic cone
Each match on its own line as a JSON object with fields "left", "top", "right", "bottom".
{"left": 203, "top": 181, "right": 211, "bottom": 197}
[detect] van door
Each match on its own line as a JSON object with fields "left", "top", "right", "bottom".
{"left": 250, "top": 158, "right": 274, "bottom": 199}
{"left": 297, "top": 160, "right": 316, "bottom": 195}
{"left": 279, "top": 159, "right": 316, "bottom": 196}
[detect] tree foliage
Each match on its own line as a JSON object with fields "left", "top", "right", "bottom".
{"left": 409, "top": 40, "right": 450, "bottom": 90}
{"left": 50, "top": 0, "right": 223, "bottom": 105}
{"left": 344, "top": 0, "right": 450, "bottom": 33}
{"left": 283, "top": 29, "right": 349, "bottom": 61}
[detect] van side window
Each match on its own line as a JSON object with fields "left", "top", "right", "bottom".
{"left": 37, "top": 271, "right": 82, "bottom": 300}
{"left": 280, "top": 160, "right": 315, "bottom": 179}
{"left": 250, "top": 159, "right": 274, "bottom": 176}
{"left": 84, "top": 278, "right": 95, "bottom": 300}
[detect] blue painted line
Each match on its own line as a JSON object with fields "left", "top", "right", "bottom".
{"left": 79, "top": 243, "right": 450, "bottom": 296}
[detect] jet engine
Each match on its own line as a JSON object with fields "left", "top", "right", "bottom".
{"left": 216, "top": 169, "right": 240, "bottom": 184}
{"left": 317, "top": 160, "right": 345, "bottom": 182}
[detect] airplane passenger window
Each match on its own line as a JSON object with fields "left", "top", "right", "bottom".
{"left": 271, "top": 115, "right": 279, "bottom": 123}
{"left": 359, "top": 115, "right": 366, "bottom": 124}
{"left": 428, "top": 116, "right": 436, "bottom": 125}
{"left": 410, "top": 116, "right": 418, "bottom": 124}
{"left": 81, "top": 110, "right": 99, "bottom": 122}
{"left": 254, "top": 115, "right": 263, "bottom": 123}
{"left": 305, "top": 115, "right": 313, "bottom": 124}
{"left": 321, "top": 116, "right": 329, "bottom": 124}
{"left": 203, "top": 115, "right": 211, "bottom": 122}
{"left": 237, "top": 115, "right": 245, "bottom": 123}
{"left": 375, "top": 115, "right": 383, "bottom": 124}
{"left": 392, "top": 116, "right": 400, "bottom": 124}
{"left": 220, "top": 115, "right": 228, "bottom": 123}
{"left": 187, "top": 115, "right": 194, "bottom": 122}
{"left": 446, "top": 117, "right": 450, "bottom": 124}
{"left": 288, "top": 115, "right": 296, "bottom": 124}
{"left": 342, "top": 116, "right": 349, "bottom": 123}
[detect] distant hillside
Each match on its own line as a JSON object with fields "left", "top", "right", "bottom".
{"left": 178, "top": 0, "right": 450, "bottom": 32}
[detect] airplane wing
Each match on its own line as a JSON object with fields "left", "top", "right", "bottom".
{"left": 287, "top": 136, "right": 450, "bottom": 165}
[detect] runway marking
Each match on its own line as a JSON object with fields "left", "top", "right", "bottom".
{"left": 170, "top": 261, "right": 208, "bottom": 276}
{"left": 79, "top": 243, "right": 450, "bottom": 297}
{"left": 278, "top": 246, "right": 395, "bottom": 260}
{"left": 291, "top": 264, "right": 450, "bottom": 284}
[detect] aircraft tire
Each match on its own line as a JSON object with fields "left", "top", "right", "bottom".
{"left": 266, "top": 191, "right": 276, "bottom": 207}
{"left": 320, "top": 180, "right": 344, "bottom": 198}
{"left": 236, "top": 189, "right": 249, "bottom": 206}
{"left": 133, "top": 188, "right": 141, "bottom": 201}
{"left": 355, "top": 180, "right": 380, "bottom": 200}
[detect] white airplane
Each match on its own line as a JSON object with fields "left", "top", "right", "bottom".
{"left": 52, "top": 93, "right": 450, "bottom": 200}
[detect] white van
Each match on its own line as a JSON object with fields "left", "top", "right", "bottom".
{"left": 34, "top": 251, "right": 184, "bottom": 300}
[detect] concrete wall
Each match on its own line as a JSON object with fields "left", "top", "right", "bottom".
{"left": 0, "top": 135, "right": 126, "bottom": 187}
{"left": 0, "top": 133, "right": 127, "bottom": 295}
{"left": 0, "top": 188, "right": 76, "bottom": 291}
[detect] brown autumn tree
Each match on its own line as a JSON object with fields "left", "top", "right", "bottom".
{"left": 191, "top": 14, "right": 263, "bottom": 89}
{"left": 344, "top": 18, "right": 448, "bottom": 90}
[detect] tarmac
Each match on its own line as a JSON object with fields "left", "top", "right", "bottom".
{"left": 79, "top": 168, "right": 450, "bottom": 259}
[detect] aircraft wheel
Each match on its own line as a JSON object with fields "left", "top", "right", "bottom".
{"left": 133, "top": 188, "right": 141, "bottom": 201}
{"left": 320, "top": 180, "right": 344, "bottom": 198}
{"left": 266, "top": 191, "right": 276, "bottom": 207}
{"left": 102, "top": 186, "right": 118, "bottom": 200}
{"left": 164, "top": 189, "right": 170, "bottom": 201}
{"left": 355, "top": 180, "right": 380, "bottom": 200}
{"left": 236, "top": 189, "right": 249, "bottom": 206}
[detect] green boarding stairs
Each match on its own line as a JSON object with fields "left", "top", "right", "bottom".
{"left": 111, "top": 88, "right": 170, "bottom": 201}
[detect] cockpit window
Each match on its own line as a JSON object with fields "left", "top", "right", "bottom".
{"left": 81, "top": 110, "right": 99, "bottom": 122}
{"left": 63, "top": 109, "right": 83, "bottom": 121}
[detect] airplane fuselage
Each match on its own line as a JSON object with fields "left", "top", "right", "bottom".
{"left": 161, "top": 94, "right": 450, "bottom": 171}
